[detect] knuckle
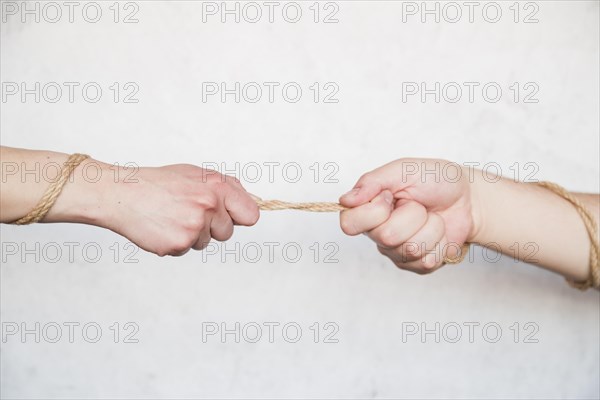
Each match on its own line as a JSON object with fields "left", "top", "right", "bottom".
{"left": 198, "top": 168, "right": 220, "bottom": 183}
{"left": 204, "top": 172, "right": 230, "bottom": 189}
{"left": 169, "top": 233, "right": 196, "bottom": 255}
{"left": 392, "top": 261, "right": 404, "bottom": 270}
{"left": 339, "top": 213, "right": 357, "bottom": 236}
{"left": 211, "top": 179, "right": 229, "bottom": 192}
{"left": 409, "top": 201, "right": 428, "bottom": 219}
{"left": 198, "top": 192, "right": 219, "bottom": 211}
{"left": 248, "top": 207, "right": 260, "bottom": 226}
{"left": 156, "top": 249, "right": 167, "bottom": 257}
{"left": 372, "top": 198, "right": 392, "bottom": 216}
{"left": 221, "top": 229, "right": 234, "bottom": 241}
{"left": 238, "top": 199, "right": 260, "bottom": 226}
{"left": 357, "top": 172, "right": 370, "bottom": 182}
{"left": 403, "top": 242, "right": 421, "bottom": 257}
{"left": 195, "top": 239, "right": 211, "bottom": 251}
{"left": 213, "top": 223, "right": 234, "bottom": 242}
{"left": 186, "top": 212, "right": 206, "bottom": 232}
{"left": 226, "top": 175, "right": 242, "bottom": 186}
{"left": 421, "top": 256, "right": 438, "bottom": 270}
{"left": 357, "top": 172, "right": 374, "bottom": 187}
{"left": 378, "top": 228, "right": 397, "bottom": 248}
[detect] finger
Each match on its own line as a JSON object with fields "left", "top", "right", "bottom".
{"left": 169, "top": 247, "right": 192, "bottom": 257}
{"left": 339, "top": 190, "right": 394, "bottom": 236}
{"left": 192, "top": 215, "right": 213, "bottom": 251}
{"left": 210, "top": 206, "right": 235, "bottom": 242}
{"left": 193, "top": 235, "right": 212, "bottom": 251}
{"left": 367, "top": 200, "right": 428, "bottom": 249}
{"left": 339, "top": 181, "right": 383, "bottom": 208}
{"left": 396, "top": 212, "right": 446, "bottom": 261}
{"left": 378, "top": 237, "right": 447, "bottom": 275}
{"left": 424, "top": 235, "right": 449, "bottom": 271}
{"left": 377, "top": 245, "right": 427, "bottom": 273}
{"left": 222, "top": 184, "right": 260, "bottom": 227}
{"left": 339, "top": 161, "right": 416, "bottom": 208}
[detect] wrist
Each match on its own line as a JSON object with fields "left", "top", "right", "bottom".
{"left": 466, "top": 168, "right": 490, "bottom": 245}
{"left": 44, "top": 158, "right": 114, "bottom": 226}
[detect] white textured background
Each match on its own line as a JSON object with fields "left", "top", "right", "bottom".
{"left": 1, "top": 1, "right": 599, "bottom": 398}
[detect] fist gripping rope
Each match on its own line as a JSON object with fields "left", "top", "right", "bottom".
{"left": 11, "top": 154, "right": 598, "bottom": 289}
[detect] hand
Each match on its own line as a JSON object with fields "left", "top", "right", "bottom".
{"left": 96, "top": 163, "right": 259, "bottom": 257}
{"left": 339, "top": 158, "right": 477, "bottom": 274}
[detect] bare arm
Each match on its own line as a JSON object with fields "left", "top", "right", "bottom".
{"left": 0, "top": 146, "right": 102, "bottom": 224}
{"left": 0, "top": 146, "right": 260, "bottom": 256}
{"left": 339, "top": 158, "right": 599, "bottom": 287}
{"left": 471, "top": 173, "right": 598, "bottom": 283}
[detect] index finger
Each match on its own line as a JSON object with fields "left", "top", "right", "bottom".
{"left": 222, "top": 182, "right": 260, "bottom": 226}
{"left": 339, "top": 190, "right": 394, "bottom": 236}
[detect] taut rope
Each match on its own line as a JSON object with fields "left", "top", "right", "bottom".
{"left": 255, "top": 199, "right": 347, "bottom": 212}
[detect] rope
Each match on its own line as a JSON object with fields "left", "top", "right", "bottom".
{"left": 10, "top": 153, "right": 89, "bottom": 225}
{"left": 534, "top": 181, "right": 600, "bottom": 290}
{"left": 443, "top": 243, "right": 471, "bottom": 264}
{"left": 256, "top": 197, "right": 470, "bottom": 265}
{"left": 256, "top": 199, "right": 347, "bottom": 212}
{"left": 10, "top": 155, "right": 598, "bottom": 289}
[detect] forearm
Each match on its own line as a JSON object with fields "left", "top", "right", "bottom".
{"left": 470, "top": 172, "right": 598, "bottom": 283}
{"left": 1, "top": 146, "right": 260, "bottom": 256}
{"left": 0, "top": 146, "right": 107, "bottom": 225}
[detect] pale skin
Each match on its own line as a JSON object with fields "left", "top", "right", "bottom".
{"left": 0, "top": 146, "right": 260, "bottom": 256}
{"left": 338, "top": 158, "right": 599, "bottom": 285}
{"left": 1, "top": 147, "right": 598, "bottom": 285}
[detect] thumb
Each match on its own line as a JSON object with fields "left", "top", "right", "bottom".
{"left": 339, "top": 177, "right": 383, "bottom": 208}
{"left": 340, "top": 160, "right": 419, "bottom": 208}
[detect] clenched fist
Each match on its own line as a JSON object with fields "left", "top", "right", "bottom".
{"left": 100, "top": 164, "right": 260, "bottom": 256}
{"left": 339, "top": 158, "right": 475, "bottom": 274}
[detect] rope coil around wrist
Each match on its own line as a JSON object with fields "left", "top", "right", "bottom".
{"left": 10, "top": 153, "right": 89, "bottom": 225}
{"left": 533, "top": 181, "right": 600, "bottom": 290}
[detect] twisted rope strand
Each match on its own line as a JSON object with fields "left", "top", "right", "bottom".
{"left": 443, "top": 243, "right": 471, "bottom": 264}
{"left": 534, "top": 181, "right": 599, "bottom": 290}
{"left": 256, "top": 199, "right": 347, "bottom": 212}
{"left": 11, "top": 153, "right": 89, "bottom": 225}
